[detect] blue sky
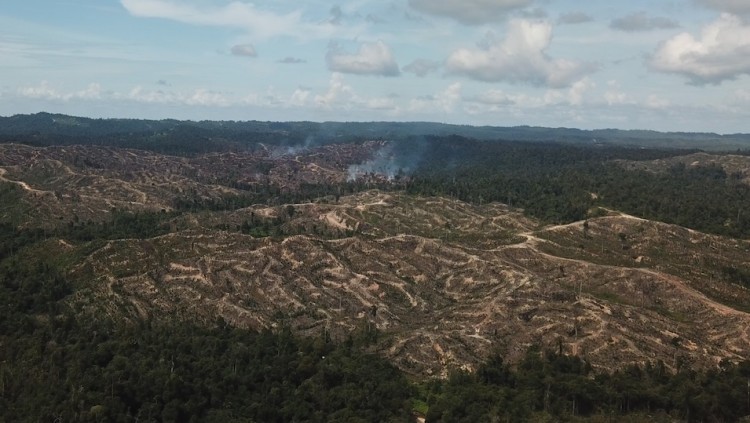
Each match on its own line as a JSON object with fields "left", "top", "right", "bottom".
{"left": 1, "top": 0, "right": 750, "bottom": 133}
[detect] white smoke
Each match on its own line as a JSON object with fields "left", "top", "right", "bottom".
{"left": 347, "top": 143, "right": 415, "bottom": 182}
{"left": 269, "top": 136, "right": 316, "bottom": 158}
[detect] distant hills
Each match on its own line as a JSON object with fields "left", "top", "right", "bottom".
{"left": 1, "top": 112, "right": 749, "bottom": 151}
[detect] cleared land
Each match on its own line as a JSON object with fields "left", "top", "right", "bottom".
{"left": 3, "top": 143, "right": 750, "bottom": 377}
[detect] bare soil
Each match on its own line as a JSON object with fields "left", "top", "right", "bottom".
{"left": 3, "top": 143, "right": 750, "bottom": 377}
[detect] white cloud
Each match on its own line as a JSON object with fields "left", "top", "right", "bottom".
{"left": 409, "top": 83, "right": 462, "bottom": 113}
{"left": 326, "top": 41, "right": 400, "bottom": 77}
{"left": 120, "top": 0, "right": 339, "bottom": 39}
{"left": 289, "top": 88, "right": 310, "bottom": 107}
{"left": 650, "top": 14, "right": 750, "bottom": 84}
{"left": 445, "top": 20, "right": 594, "bottom": 88}
{"left": 465, "top": 87, "right": 589, "bottom": 114}
{"left": 312, "top": 73, "right": 399, "bottom": 113}
{"left": 12, "top": 78, "right": 401, "bottom": 115}
{"left": 610, "top": 12, "right": 679, "bottom": 32}
{"left": 365, "top": 97, "right": 397, "bottom": 111}
{"left": 18, "top": 81, "right": 102, "bottom": 101}
{"left": 408, "top": 0, "right": 532, "bottom": 25}
{"left": 468, "top": 89, "right": 553, "bottom": 109}
{"left": 646, "top": 94, "right": 670, "bottom": 109}
{"left": 603, "top": 81, "right": 633, "bottom": 105}
{"left": 403, "top": 59, "right": 440, "bottom": 77}
{"left": 470, "top": 89, "right": 518, "bottom": 106}
{"left": 230, "top": 44, "right": 257, "bottom": 57}
{"left": 314, "top": 73, "right": 354, "bottom": 108}
{"left": 17, "top": 82, "right": 229, "bottom": 108}
{"left": 18, "top": 81, "right": 61, "bottom": 100}
{"left": 568, "top": 78, "right": 594, "bottom": 106}
{"left": 438, "top": 83, "right": 462, "bottom": 112}
{"left": 127, "top": 86, "right": 231, "bottom": 106}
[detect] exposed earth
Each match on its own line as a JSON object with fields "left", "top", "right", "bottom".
{"left": 2, "top": 142, "right": 750, "bottom": 377}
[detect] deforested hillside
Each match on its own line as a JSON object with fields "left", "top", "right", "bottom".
{"left": 3, "top": 131, "right": 750, "bottom": 421}
{"left": 2, "top": 137, "right": 750, "bottom": 376}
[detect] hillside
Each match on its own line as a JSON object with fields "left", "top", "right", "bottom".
{"left": 2, "top": 141, "right": 750, "bottom": 380}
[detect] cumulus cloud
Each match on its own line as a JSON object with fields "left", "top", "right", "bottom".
{"left": 646, "top": 94, "right": 670, "bottom": 109}
{"left": 603, "top": 81, "right": 634, "bottom": 105}
{"left": 313, "top": 73, "right": 397, "bottom": 112}
{"left": 558, "top": 12, "right": 593, "bottom": 25}
{"left": 445, "top": 20, "right": 595, "bottom": 88}
{"left": 696, "top": 0, "right": 750, "bottom": 17}
{"left": 650, "top": 14, "right": 750, "bottom": 84}
{"left": 289, "top": 88, "right": 310, "bottom": 107}
{"left": 408, "top": 0, "right": 532, "bottom": 25}
{"left": 408, "top": 83, "right": 462, "bottom": 113}
{"left": 610, "top": 12, "right": 679, "bottom": 32}
{"left": 314, "top": 73, "right": 354, "bottom": 107}
{"left": 18, "top": 81, "right": 102, "bottom": 101}
{"left": 326, "top": 41, "right": 400, "bottom": 77}
{"left": 230, "top": 44, "right": 257, "bottom": 57}
{"left": 470, "top": 89, "right": 517, "bottom": 106}
{"left": 403, "top": 59, "right": 440, "bottom": 77}
{"left": 567, "top": 78, "right": 594, "bottom": 106}
{"left": 127, "top": 86, "right": 231, "bottom": 106}
{"left": 15, "top": 81, "right": 234, "bottom": 108}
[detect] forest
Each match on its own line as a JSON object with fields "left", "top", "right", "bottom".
{"left": 402, "top": 136, "right": 750, "bottom": 238}
{"left": 2, "top": 112, "right": 750, "bottom": 153}
{"left": 3, "top": 115, "right": 750, "bottom": 421}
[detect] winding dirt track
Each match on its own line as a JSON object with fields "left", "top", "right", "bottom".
{"left": 0, "top": 167, "right": 47, "bottom": 194}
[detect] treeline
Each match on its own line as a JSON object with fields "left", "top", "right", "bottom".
{"left": 3, "top": 113, "right": 750, "bottom": 151}
{"left": 593, "top": 163, "right": 750, "bottom": 237}
{"left": 0, "top": 113, "right": 370, "bottom": 156}
{"left": 403, "top": 136, "right": 750, "bottom": 238}
{"left": 424, "top": 346, "right": 750, "bottom": 422}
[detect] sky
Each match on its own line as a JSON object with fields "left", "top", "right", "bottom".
{"left": 1, "top": 0, "right": 750, "bottom": 133}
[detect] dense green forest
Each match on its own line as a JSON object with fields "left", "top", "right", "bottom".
{"left": 2, "top": 112, "right": 750, "bottom": 154}
{"left": 425, "top": 347, "right": 750, "bottom": 422}
{"left": 402, "top": 136, "right": 750, "bottom": 238}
